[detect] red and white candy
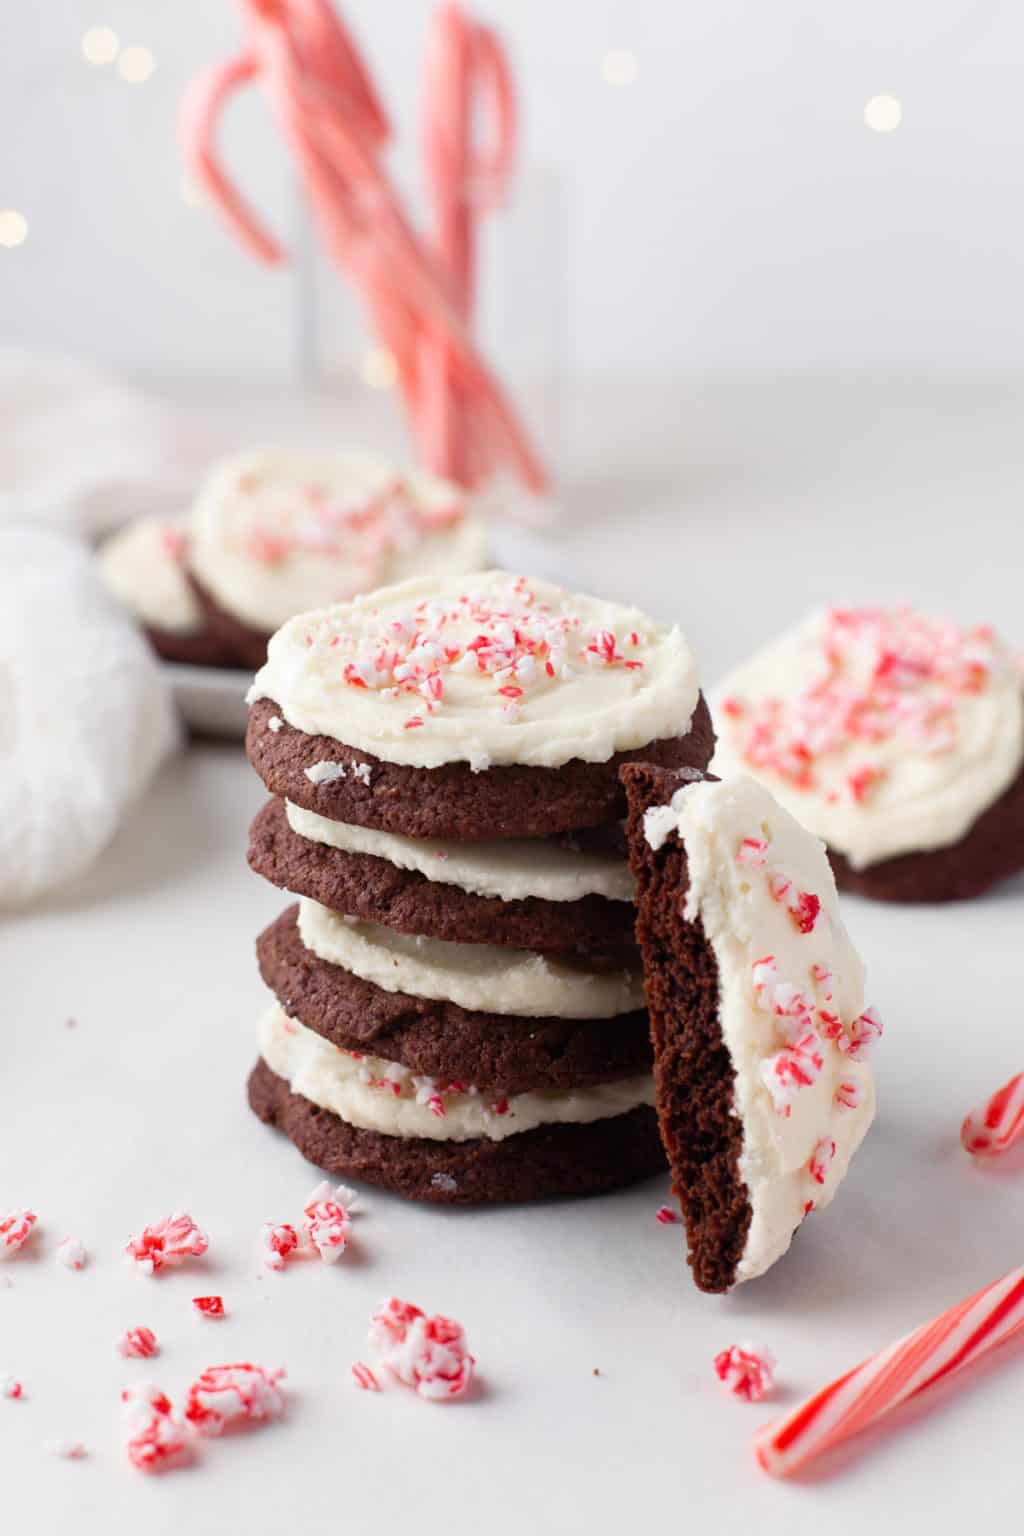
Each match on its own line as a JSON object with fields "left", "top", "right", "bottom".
{"left": 126, "top": 1212, "right": 209, "bottom": 1275}
{"left": 369, "top": 1297, "right": 475, "bottom": 1401}
{"left": 260, "top": 1222, "right": 301, "bottom": 1271}
{"left": 122, "top": 1385, "right": 191, "bottom": 1474}
{"left": 184, "top": 1363, "right": 286, "bottom": 1437}
{"left": 754, "top": 1263, "right": 1024, "bottom": 1478}
{"left": 303, "top": 1182, "right": 356, "bottom": 1263}
{"left": 714, "top": 1344, "right": 776, "bottom": 1403}
{"left": 193, "top": 1295, "right": 226, "bottom": 1320}
{"left": 961, "top": 1071, "right": 1024, "bottom": 1157}
{"left": 0, "top": 1209, "right": 37, "bottom": 1258}
{"left": 118, "top": 1327, "right": 159, "bottom": 1360}
{"left": 56, "top": 1237, "right": 88, "bottom": 1271}
{"left": 1, "top": 1376, "right": 24, "bottom": 1400}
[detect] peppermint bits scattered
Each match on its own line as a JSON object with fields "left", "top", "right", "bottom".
{"left": 368, "top": 1297, "right": 475, "bottom": 1402}
{"left": 56, "top": 1237, "right": 88, "bottom": 1271}
{"left": 260, "top": 1222, "right": 300, "bottom": 1271}
{"left": 193, "top": 1296, "right": 226, "bottom": 1320}
{"left": 1, "top": 1376, "right": 24, "bottom": 1400}
{"left": 0, "top": 1210, "right": 37, "bottom": 1258}
{"left": 184, "top": 1363, "right": 286, "bottom": 1437}
{"left": 126, "top": 1212, "right": 209, "bottom": 1275}
{"left": 714, "top": 1344, "right": 776, "bottom": 1403}
{"left": 303, "top": 1182, "right": 356, "bottom": 1263}
{"left": 118, "top": 1327, "right": 160, "bottom": 1360}
{"left": 962, "top": 1071, "right": 1024, "bottom": 1157}
{"left": 809, "top": 1137, "right": 837, "bottom": 1185}
{"left": 655, "top": 1205, "right": 679, "bottom": 1225}
{"left": 351, "top": 1362, "right": 381, "bottom": 1392}
{"left": 122, "top": 1386, "right": 191, "bottom": 1474}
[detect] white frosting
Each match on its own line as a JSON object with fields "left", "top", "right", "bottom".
{"left": 259, "top": 1003, "right": 654, "bottom": 1142}
{"left": 250, "top": 570, "right": 699, "bottom": 770}
{"left": 189, "top": 449, "right": 488, "bottom": 632}
{"left": 285, "top": 801, "right": 634, "bottom": 904}
{"left": 97, "top": 516, "right": 201, "bottom": 634}
{"left": 297, "top": 898, "right": 644, "bottom": 1020}
{"left": 649, "top": 776, "right": 876, "bottom": 1285}
{"left": 712, "top": 607, "right": 1024, "bottom": 869}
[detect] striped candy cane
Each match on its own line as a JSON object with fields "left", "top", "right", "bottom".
{"left": 754, "top": 1264, "right": 1024, "bottom": 1478}
{"left": 961, "top": 1072, "right": 1024, "bottom": 1157}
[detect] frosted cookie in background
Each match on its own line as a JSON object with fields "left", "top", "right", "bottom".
{"left": 97, "top": 449, "right": 488, "bottom": 672}
{"left": 622, "top": 767, "right": 880, "bottom": 1293}
{"left": 710, "top": 606, "right": 1024, "bottom": 902}
{"left": 97, "top": 514, "right": 235, "bottom": 667}
{"left": 187, "top": 450, "right": 488, "bottom": 669}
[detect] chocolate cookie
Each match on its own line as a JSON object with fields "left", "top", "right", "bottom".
{"left": 249, "top": 797, "right": 636, "bottom": 960}
{"left": 248, "top": 1059, "right": 665, "bottom": 1204}
{"left": 828, "top": 752, "right": 1024, "bottom": 903}
{"left": 246, "top": 693, "right": 715, "bottom": 841}
{"left": 621, "top": 763, "right": 749, "bottom": 1294}
{"left": 188, "top": 572, "right": 271, "bottom": 671}
{"left": 146, "top": 622, "right": 244, "bottom": 670}
{"left": 257, "top": 905, "right": 652, "bottom": 1094}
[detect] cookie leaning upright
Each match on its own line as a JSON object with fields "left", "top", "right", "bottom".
{"left": 243, "top": 570, "right": 715, "bottom": 1203}
{"left": 712, "top": 607, "right": 1024, "bottom": 902}
{"left": 621, "top": 766, "right": 880, "bottom": 1293}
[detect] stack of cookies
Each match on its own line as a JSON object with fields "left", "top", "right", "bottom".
{"left": 244, "top": 570, "right": 714, "bottom": 1203}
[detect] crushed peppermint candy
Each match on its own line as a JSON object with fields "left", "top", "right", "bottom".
{"left": 1, "top": 1376, "right": 24, "bottom": 1400}
{"left": 126, "top": 1212, "right": 209, "bottom": 1275}
{"left": 260, "top": 1222, "right": 301, "bottom": 1271}
{"left": 193, "top": 1296, "right": 226, "bottom": 1320}
{"left": 736, "top": 837, "right": 769, "bottom": 868}
{"left": 760, "top": 1032, "right": 825, "bottom": 1117}
{"left": 56, "top": 1237, "right": 88, "bottom": 1271}
{"left": 835, "top": 1077, "right": 866, "bottom": 1111}
{"left": 0, "top": 1210, "right": 37, "bottom": 1258}
{"left": 350, "top": 761, "right": 373, "bottom": 786}
{"left": 351, "top": 1361, "right": 381, "bottom": 1392}
{"left": 184, "top": 1363, "right": 286, "bottom": 1437}
{"left": 369, "top": 1297, "right": 475, "bottom": 1402}
{"left": 303, "top": 1182, "right": 356, "bottom": 1263}
{"left": 808, "top": 1137, "right": 838, "bottom": 1185}
{"left": 47, "top": 1439, "right": 89, "bottom": 1460}
{"left": 655, "top": 1205, "right": 680, "bottom": 1225}
{"left": 714, "top": 1344, "right": 776, "bottom": 1403}
{"left": 122, "top": 1385, "right": 192, "bottom": 1474}
{"left": 304, "top": 760, "right": 346, "bottom": 784}
{"left": 727, "top": 607, "right": 1004, "bottom": 795}
{"left": 267, "top": 715, "right": 284, "bottom": 733}
{"left": 118, "top": 1327, "right": 160, "bottom": 1360}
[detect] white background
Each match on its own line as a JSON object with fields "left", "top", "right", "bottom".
{"left": 6, "top": 1, "right": 1024, "bottom": 377}
{"left": 2, "top": 378, "right": 1024, "bottom": 1530}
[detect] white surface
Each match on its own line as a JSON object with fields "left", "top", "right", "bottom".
{"left": 9, "top": 5, "right": 1024, "bottom": 374}
{"left": 4, "top": 373, "right": 1024, "bottom": 1532}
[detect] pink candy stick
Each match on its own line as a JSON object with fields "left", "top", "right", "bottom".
{"left": 754, "top": 1264, "right": 1024, "bottom": 1478}
{"left": 962, "top": 1072, "right": 1024, "bottom": 1157}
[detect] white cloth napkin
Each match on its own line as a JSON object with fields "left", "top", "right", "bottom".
{"left": 0, "top": 351, "right": 193, "bottom": 906}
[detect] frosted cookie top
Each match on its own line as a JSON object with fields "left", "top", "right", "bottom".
{"left": 189, "top": 449, "right": 488, "bottom": 633}
{"left": 98, "top": 515, "right": 201, "bottom": 634}
{"left": 249, "top": 570, "right": 701, "bottom": 771}
{"left": 712, "top": 606, "right": 1024, "bottom": 869}
{"left": 646, "top": 775, "right": 878, "bottom": 1285}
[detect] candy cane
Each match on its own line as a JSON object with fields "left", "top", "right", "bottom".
{"left": 754, "top": 1264, "right": 1024, "bottom": 1478}
{"left": 179, "top": 0, "right": 546, "bottom": 496}
{"left": 961, "top": 1072, "right": 1024, "bottom": 1157}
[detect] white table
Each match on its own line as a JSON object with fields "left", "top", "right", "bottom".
{"left": 4, "top": 373, "right": 1023, "bottom": 1532}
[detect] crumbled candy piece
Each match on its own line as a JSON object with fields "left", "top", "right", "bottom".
{"left": 0, "top": 1210, "right": 37, "bottom": 1257}
{"left": 369, "top": 1297, "right": 475, "bottom": 1402}
{"left": 304, "top": 760, "right": 346, "bottom": 784}
{"left": 351, "top": 1361, "right": 381, "bottom": 1391}
{"left": 118, "top": 1327, "right": 159, "bottom": 1359}
{"left": 122, "top": 1385, "right": 191, "bottom": 1474}
{"left": 1, "top": 1376, "right": 24, "bottom": 1399}
{"left": 430, "top": 1172, "right": 458, "bottom": 1194}
{"left": 303, "top": 1182, "right": 355, "bottom": 1263}
{"left": 193, "top": 1296, "right": 226, "bottom": 1319}
{"left": 834, "top": 1077, "right": 865, "bottom": 1111}
{"left": 808, "top": 1137, "right": 837, "bottom": 1185}
{"left": 655, "top": 1205, "right": 679, "bottom": 1225}
{"left": 261, "top": 1222, "right": 300, "bottom": 1271}
{"left": 736, "top": 837, "right": 769, "bottom": 868}
{"left": 56, "top": 1237, "right": 88, "bottom": 1271}
{"left": 184, "top": 1363, "right": 286, "bottom": 1437}
{"left": 714, "top": 1343, "right": 776, "bottom": 1403}
{"left": 48, "top": 1439, "right": 88, "bottom": 1460}
{"left": 267, "top": 715, "right": 284, "bottom": 733}
{"left": 759, "top": 1032, "right": 825, "bottom": 1116}
{"left": 837, "top": 1006, "right": 884, "bottom": 1059}
{"left": 126, "top": 1212, "right": 209, "bottom": 1275}
{"left": 351, "top": 762, "right": 373, "bottom": 785}
{"left": 962, "top": 1071, "right": 1024, "bottom": 1157}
